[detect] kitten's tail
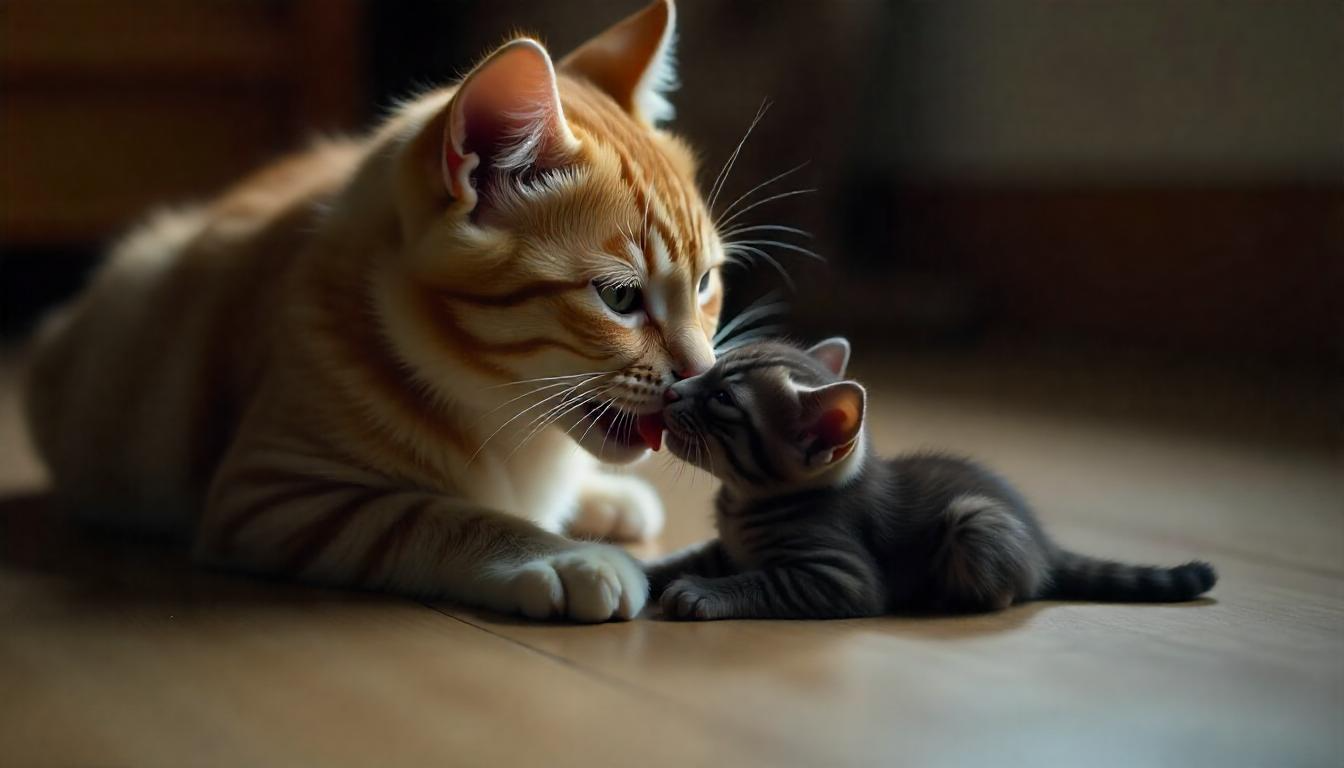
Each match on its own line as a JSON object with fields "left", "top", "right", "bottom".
{"left": 1041, "top": 550, "right": 1217, "bottom": 602}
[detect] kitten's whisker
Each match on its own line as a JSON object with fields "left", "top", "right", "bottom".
{"left": 717, "top": 188, "right": 817, "bottom": 232}
{"left": 700, "top": 433, "right": 716, "bottom": 479}
{"left": 715, "top": 161, "right": 808, "bottom": 227}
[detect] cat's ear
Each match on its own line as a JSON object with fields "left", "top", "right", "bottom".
{"left": 799, "top": 381, "right": 866, "bottom": 467}
{"left": 441, "top": 39, "right": 580, "bottom": 211}
{"left": 560, "top": 0, "right": 677, "bottom": 126}
{"left": 806, "top": 337, "right": 851, "bottom": 378}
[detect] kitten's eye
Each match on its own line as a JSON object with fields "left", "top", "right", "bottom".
{"left": 712, "top": 389, "right": 733, "bottom": 406}
{"left": 595, "top": 281, "right": 643, "bottom": 315}
{"left": 698, "top": 270, "right": 712, "bottom": 296}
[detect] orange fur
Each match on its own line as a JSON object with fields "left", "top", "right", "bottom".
{"left": 25, "top": 0, "right": 716, "bottom": 622}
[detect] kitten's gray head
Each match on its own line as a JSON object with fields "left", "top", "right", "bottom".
{"left": 660, "top": 338, "right": 867, "bottom": 491}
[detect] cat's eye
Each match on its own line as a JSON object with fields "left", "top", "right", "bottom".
{"left": 595, "top": 281, "right": 643, "bottom": 315}
{"left": 698, "top": 270, "right": 712, "bottom": 296}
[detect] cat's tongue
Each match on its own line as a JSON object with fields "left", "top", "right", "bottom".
{"left": 635, "top": 412, "right": 665, "bottom": 452}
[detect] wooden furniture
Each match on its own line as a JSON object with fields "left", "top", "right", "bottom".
{"left": 0, "top": 0, "right": 362, "bottom": 246}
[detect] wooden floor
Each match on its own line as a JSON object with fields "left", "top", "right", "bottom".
{"left": 2, "top": 346, "right": 1341, "bottom": 767}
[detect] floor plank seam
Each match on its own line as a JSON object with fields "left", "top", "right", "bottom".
{"left": 418, "top": 601, "right": 795, "bottom": 757}
{"left": 422, "top": 601, "right": 661, "bottom": 698}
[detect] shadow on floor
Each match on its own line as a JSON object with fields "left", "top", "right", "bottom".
{"left": 0, "top": 491, "right": 381, "bottom": 613}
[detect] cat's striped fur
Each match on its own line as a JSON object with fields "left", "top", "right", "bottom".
{"left": 647, "top": 340, "right": 1218, "bottom": 620}
{"left": 25, "top": 1, "right": 724, "bottom": 622}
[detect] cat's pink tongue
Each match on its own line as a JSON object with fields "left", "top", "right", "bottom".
{"left": 636, "top": 412, "right": 665, "bottom": 452}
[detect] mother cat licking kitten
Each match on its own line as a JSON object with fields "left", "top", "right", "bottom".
{"left": 644, "top": 339, "right": 1217, "bottom": 620}
{"left": 25, "top": 0, "right": 716, "bottom": 622}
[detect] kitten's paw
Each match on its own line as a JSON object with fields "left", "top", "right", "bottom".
{"left": 660, "top": 577, "right": 726, "bottom": 621}
{"left": 569, "top": 473, "right": 664, "bottom": 543}
{"left": 505, "top": 544, "right": 648, "bottom": 623}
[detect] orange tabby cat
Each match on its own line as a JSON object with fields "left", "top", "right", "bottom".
{"left": 24, "top": 0, "right": 722, "bottom": 622}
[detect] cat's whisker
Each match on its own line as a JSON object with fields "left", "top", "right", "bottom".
{"left": 517, "top": 379, "right": 611, "bottom": 441}
{"left": 507, "top": 383, "right": 616, "bottom": 462}
{"left": 520, "top": 377, "right": 607, "bottom": 430}
{"left": 572, "top": 393, "right": 620, "bottom": 452}
{"left": 716, "top": 188, "right": 817, "bottom": 232}
{"left": 707, "top": 100, "right": 770, "bottom": 215}
{"left": 469, "top": 375, "right": 607, "bottom": 465}
{"left": 618, "top": 409, "right": 636, "bottom": 454}
{"left": 482, "top": 370, "right": 604, "bottom": 391}
{"left": 723, "top": 238, "right": 825, "bottom": 263}
{"left": 714, "top": 161, "right": 808, "bottom": 227}
{"left": 470, "top": 378, "right": 597, "bottom": 431}
{"left": 717, "top": 223, "right": 813, "bottom": 241}
{"left": 724, "top": 244, "right": 797, "bottom": 292}
{"left": 716, "top": 326, "right": 787, "bottom": 354}
{"left": 713, "top": 295, "right": 789, "bottom": 346}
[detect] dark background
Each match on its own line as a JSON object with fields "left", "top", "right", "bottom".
{"left": 3, "top": 0, "right": 1341, "bottom": 382}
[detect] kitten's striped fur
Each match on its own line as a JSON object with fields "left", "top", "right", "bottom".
{"left": 25, "top": 1, "right": 723, "bottom": 622}
{"left": 647, "top": 340, "right": 1218, "bottom": 620}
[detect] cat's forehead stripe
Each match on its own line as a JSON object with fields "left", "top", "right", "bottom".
{"left": 572, "top": 95, "right": 702, "bottom": 270}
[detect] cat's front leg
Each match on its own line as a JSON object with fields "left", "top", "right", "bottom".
{"left": 567, "top": 471, "right": 664, "bottom": 543}
{"left": 198, "top": 455, "right": 647, "bottom": 622}
{"left": 660, "top": 560, "right": 883, "bottom": 621}
{"left": 643, "top": 539, "right": 733, "bottom": 598}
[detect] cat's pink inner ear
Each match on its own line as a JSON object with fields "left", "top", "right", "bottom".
{"left": 443, "top": 39, "right": 579, "bottom": 208}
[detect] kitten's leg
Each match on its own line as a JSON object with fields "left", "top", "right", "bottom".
{"left": 567, "top": 471, "right": 664, "bottom": 543}
{"left": 929, "top": 494, "right": 1048, "bottom": 612}
{"left": 661, "top": 557, "right": 883, "bottom": 620}
{"left": 197, "top": 452, "right": 646, "bottom": 623}
{"left": 644, "top": 539, "right": 733, "bottom": 598}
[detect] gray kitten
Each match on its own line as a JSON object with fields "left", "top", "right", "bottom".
{"left": 642, "top": 339, "right": 1217, "bottom": 620}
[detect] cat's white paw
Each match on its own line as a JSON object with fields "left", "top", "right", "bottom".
{"left": 569, "top": 473, "right": 664, "bottom": 543}
{"left": 504, "top": 544, "right": 648, "bottom": 623}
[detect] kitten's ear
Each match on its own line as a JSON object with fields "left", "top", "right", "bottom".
{"left": 560, "top": 0, "right": 677, "bottom": 125}
{"left": 441, "top": 39, "right": 580, "bottom": 211}
{"left": 806, "top": 337, "right": 852, "bottom": 378}
{"left": 799, "top": 381, "right": 866, "bottom": 466}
